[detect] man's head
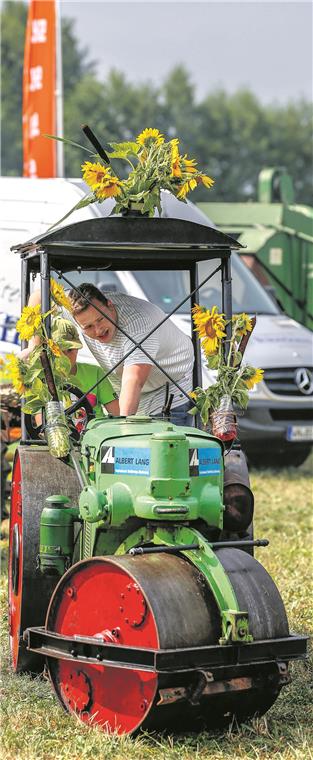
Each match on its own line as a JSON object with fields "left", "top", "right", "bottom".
{"left": 69, "top": 283, "right": 117, "bottom": 343}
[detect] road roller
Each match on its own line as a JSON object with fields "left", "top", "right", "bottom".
{"left": 8, "top": 199, "right": 307, "bottom": 735}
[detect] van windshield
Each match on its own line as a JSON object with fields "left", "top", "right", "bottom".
{"left": 134, "top": 254, "right": 279, "bottom": 315}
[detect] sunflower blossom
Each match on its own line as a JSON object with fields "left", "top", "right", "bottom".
{"left": 81, "top": 161, "right": 110, "bottom": 190}
{"left": 136, "top": 128, "right": 164, "bottom": 147}
{"left": 16, "top": 305, "right": 42, "bottom": 341}
{"left": 5, "top": 353, "right": 26, "bottom": 395}
{"left": 170, "top": 140, "right": 182, "bottom": 178}
{"left": 50, "top": 279, "right": 73, "bottom": 313}
{"left": 233, "top": 313, "right": 253, "bottom": 336}
{"left": 192, "top": 305, "right": 226, "bottom": 355}
{"left": 94, "top": 175, "right": 123, "bottom": 199}
{"left": 245, "top": 368, "right": 264, "bottom": 390}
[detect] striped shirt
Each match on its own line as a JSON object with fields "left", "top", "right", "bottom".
{"left": 73, "top": 293, "right": 194, "bottom": 415}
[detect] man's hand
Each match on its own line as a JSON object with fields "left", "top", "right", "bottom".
{"left": 20, "top": 346, "right": 34, "bottom": 361}
{"left": 119, "top": 364, "right": 152, "bottom": 416}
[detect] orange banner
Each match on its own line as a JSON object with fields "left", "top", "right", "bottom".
{"left": 23, "top": 0, "right": 56, "bottom": 177}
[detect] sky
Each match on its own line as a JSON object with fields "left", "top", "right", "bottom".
{"left": 61, "top": 0, "right": 313, "bottom": 104}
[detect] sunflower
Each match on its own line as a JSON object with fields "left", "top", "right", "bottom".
{"left": 81, "top": 161, "right": 111, "bottom": 190}
{"left": 47, "top": 339, "right": 62, "bottom": 357}
{"left": 5, "top": 353, "right": 26, "bottom": 395}
{"left": 94, "top": 175, "right": 123, "bottom": 199}
{"left": 50, "top": 279, "right": 73, "bottom": 313}
{"left": 170, "top": 140, "right": 182, "bottom": 178}
{"left": 192, "top": 305, "right": 226, "bottom": 355}
{"left": 232, "top": 313, "right": 253, "bottom": 336}
{"left": 244, "top": 368, "right": 264, "bottom": 389}
{"left": 136, "top": 128, "right": 164, "bottom": 147}
{"left": 16, "top": 304, "right": 42, "bottom": 341}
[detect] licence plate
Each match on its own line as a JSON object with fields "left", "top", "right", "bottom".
{"left": 287, "top": 425, "right": 313, "bottom": 442}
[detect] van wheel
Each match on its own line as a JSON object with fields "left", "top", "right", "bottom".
{"left": 249, "top": 447, "right": 310, "bottom": 469}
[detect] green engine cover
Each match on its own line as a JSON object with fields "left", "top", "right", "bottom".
{"left": 79, "top": 416, "right": 224, "bottom": 529}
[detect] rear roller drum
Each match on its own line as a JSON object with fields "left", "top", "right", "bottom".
{"left": 8, "top": 447, "right": 80, "bottom": 673}
{"left": 46, "top": 550, "right": 289, "bottom": 735}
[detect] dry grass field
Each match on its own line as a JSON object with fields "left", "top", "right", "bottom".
{"left": 1, "top": 456, "right": 312, "bottom": 760}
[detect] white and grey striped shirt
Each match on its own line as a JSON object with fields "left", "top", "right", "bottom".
{"left": 71, "top": 293, "right": 194, "bottom": 415}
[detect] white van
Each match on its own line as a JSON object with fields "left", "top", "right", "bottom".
{"left": 1, "top": 177, "right": 312, "bottom": 467}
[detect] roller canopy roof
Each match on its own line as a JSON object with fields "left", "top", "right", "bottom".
{"left": 11, "top": 193, "right": 243, "bottom": 272}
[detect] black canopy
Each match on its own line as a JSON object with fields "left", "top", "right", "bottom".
{"left": 12, "top": 216, "right": 243, "bottom": 272}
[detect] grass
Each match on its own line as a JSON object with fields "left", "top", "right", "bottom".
{"left": 1, "top": 455, "right": 312, "bottom": 760}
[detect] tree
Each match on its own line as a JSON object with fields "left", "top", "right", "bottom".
{"left": 1, "top": 2, "right": 312, "bottom": 205}
{"left": 1, "top": 1, "right": 26, "bottom": 175}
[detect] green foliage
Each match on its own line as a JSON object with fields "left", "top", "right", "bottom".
{"left": 191, "top": 313, "right": 260, "bottom": 425}
{"left": 1, "top": 4, "right": 312, "bottom": 204}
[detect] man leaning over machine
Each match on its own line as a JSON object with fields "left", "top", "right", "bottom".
{"left": 27, "top": 283, "right": 194, "bottom": 426}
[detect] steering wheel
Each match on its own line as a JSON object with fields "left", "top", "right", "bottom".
{"left": 24, "top": 385, "right": 95, "bottom": 441}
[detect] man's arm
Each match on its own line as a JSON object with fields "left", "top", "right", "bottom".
{"left": 104, "top": 398, "right": 120, "bottom": 416}
{"left": 119, "top": 364, "right": 152, "bottom": 416}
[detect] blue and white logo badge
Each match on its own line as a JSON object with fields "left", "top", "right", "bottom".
{"left": 114, "top": 447, "right": 150, "bottom": 476}
{"left": 189, "top": 447, "right": 221, "bottom": 476}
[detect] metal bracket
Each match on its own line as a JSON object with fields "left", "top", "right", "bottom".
{"left": 220, "top": 610, "right": 253, "bottom": 645}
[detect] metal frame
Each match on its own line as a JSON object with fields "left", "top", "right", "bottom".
{"left": 18, "top": 218, "right": 238, "bottom": 440}
{"left": 25, "top": 625, "right": 308, "bottom": 673}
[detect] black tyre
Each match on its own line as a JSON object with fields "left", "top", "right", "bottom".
{"left": 8, "top": 446, "right": 80, "bottom": 673}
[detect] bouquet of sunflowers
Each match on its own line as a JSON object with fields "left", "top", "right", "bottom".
{"left": 3, "top": 280, "right": 73, "bottom": 415}
{"left": 49, "top": 127, "right": 214, "bottom": 225}
{"left": 3, "top": 280, "right": 76, "bottom": 457}
{"left": 190, "top": 306, "right": 263, "bottom": 440}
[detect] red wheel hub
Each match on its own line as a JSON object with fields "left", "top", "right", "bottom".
{"left": 8, "top": 453, "right": 23, "bottom": 671}
{"left": 46, "top": 559, "right": 159, "bottom": 735}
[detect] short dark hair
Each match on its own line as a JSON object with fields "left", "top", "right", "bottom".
{"left": 69, "top": 283, "right": 109, "bottom": 315}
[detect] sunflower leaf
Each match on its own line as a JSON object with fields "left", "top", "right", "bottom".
{"left": 43, "top": 134, "right": 95, "bottom": 154}
{"left": 108, "top": 141, "right": 140, "bottom": 157}
{"left": 47, "top": 194, "right": 96, "bottom": 230}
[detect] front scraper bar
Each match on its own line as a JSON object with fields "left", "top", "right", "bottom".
{"left": 24, "top": 627, "right": 308, "bottom": 674}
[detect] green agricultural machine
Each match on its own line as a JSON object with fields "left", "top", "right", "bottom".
{"left": 8, "top": 209, "right": 307, "bottom": 735}
{"left": 199, "top": 167, "right": 313, "bottom": 330}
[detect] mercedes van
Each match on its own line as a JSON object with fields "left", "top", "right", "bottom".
{"left": 1, "top": 178, "right": 312, "bottom": 467}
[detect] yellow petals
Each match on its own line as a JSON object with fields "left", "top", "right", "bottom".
{"left": 136, "top": 128, "right": 164, "bottom": 147}
{"left": 200, "top": 174, "right": 214, "bottom": 189}
{"left": 182, "top": 154, "right": 197, "bottom": 173}
{"left": 47, "top": 339, "right": 62, "bottom": 357}
{"left": 245, "top": 368, "right": 264, "bottom": 389}
{"left": 50, "top": 279, "right": 73, "bottom": 313}
{"left": 189, "top": 390, "right": 198, "bottom": 400}
{"left": 4, "top": 353, "right": 26, "bottom": 395}
{"left": 94, "top": 176, "right": 123, "bottom": 199}
{"left": 170, "top": 140, "right": 182, "bottom": 178}
{"left": 233, "top": 313, "right": 253, "bottom": 336}
{"left": 81, "top": 161, "right": 110, "bottom": 188}
{"left": 192, "top": 305, "right": 226, "bottom": 356}
{"left": 177, "top": 181, "right": 190, "bottom": 198}
{"left": 81, "top": 162, "right": 123, "bottom": 200}
{"left": 16, "top": 305, "right": 42, "bottom": 341}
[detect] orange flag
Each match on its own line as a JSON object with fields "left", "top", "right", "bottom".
{"left": 23, "top": 0, "right": 57, "bottom": 177}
